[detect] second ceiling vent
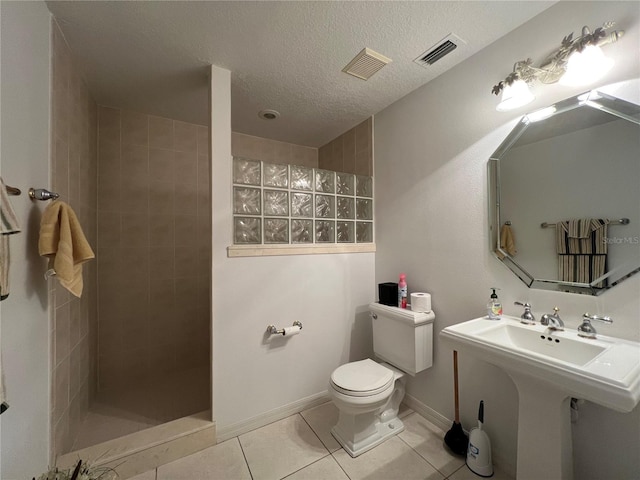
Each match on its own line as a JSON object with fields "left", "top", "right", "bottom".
{"left": 414, "top": 33, "right": 466, "bottom": 68}
{"left": 342, "top": 48, "right": 392, "bottom": 81}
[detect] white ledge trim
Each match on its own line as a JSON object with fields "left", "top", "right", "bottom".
{"left": 227, "top": 243, "right": 376, "bottom": 257}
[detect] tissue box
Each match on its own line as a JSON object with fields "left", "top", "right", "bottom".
{"left": 378, "top": 282, "right": 398, "bottom": 307}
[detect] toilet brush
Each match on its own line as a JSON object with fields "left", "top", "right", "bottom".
{"left": 444, "top": 350, "right": 469, "bottom": 455}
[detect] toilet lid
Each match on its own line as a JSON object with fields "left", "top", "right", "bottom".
{"left": 331, "top": 359, "right": 394, "bottom": 395}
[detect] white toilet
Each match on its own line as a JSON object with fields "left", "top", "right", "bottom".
{"left": 329, "top": 302, "right": 435, "bottom": 457}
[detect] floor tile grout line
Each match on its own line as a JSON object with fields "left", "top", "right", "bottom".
{"left": 278, "top": 452, "right": 333, "bottom": 480}
{"left": 298, "top": 411, "right": 334, "bottom": 455}
{"left": 329, "top": 451, "right": 354, "bottom": 480}
{"left": 235, "top": 435, "right": 255, "bottom": 480}
{"left": 297, "top": 411, "right": 353, "bottom": 480}
{"left": 396, "top": 432, "right": 448, "bottom": 478}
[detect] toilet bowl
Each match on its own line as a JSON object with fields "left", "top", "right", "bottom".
{"left": 329, "top": 303, "right": 435, "bottom": 457}
{"left": 329, "top": 359, "right": 406, "bottom": 457}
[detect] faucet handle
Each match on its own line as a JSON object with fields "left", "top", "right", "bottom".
{"left": 582, "top": 313, "right": 613, "bottom": 324}
{"left": 578, "top": 313, "right": 612, "bottom": 339}
{"left": 514, "top": 301, "right": 535, "bottom": 325}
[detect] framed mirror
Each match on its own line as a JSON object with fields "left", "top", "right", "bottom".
{"left": 489, "top": 90, "right": 640, "bottom": 295}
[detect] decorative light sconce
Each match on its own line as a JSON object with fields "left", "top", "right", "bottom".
{"left": 492, "top": 22, "right": 624, "bottom": 111}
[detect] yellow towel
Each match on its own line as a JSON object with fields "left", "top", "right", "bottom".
{"left": 39, "top": 200, "right": 94, "bottom": 297}
{"left": 499, "top": 224, "right": 517, "bottom": 257}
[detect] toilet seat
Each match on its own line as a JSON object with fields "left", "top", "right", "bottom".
{"left": 330, "top": 359, "right": 394, "bottom": 397}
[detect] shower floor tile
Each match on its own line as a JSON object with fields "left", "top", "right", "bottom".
{"left": 73, "top": 365, "right": 209, "bottom": 451}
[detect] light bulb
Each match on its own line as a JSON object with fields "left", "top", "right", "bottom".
{"left": 559, "top": 45, "right": 614, "bottom": 87}
{"left": 496, "top": 80, "right": 535, "bottom": 111}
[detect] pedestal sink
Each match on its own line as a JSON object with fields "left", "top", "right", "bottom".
{"left": 440, "top": 316, "right": 640, "bottom": 480}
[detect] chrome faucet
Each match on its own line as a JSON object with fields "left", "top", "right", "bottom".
{"left": 540, "top": 307, "right": 564, "bottom": 331}
{"left": 577, "top": 313, "right": 613, "bottom": 339}
{"left": 514, "top": 301, "right": 536, "bottom": 325}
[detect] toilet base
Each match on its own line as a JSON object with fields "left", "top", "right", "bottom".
{"left": 331, "top": 415, "right": 405, "bottom": 457}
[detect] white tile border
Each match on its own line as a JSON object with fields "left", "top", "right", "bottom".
{"left": 227, "top": 243, "right": 376, "bottom": 257}
{"left": 216, "top": 391, "right": 330, "bottom": 442}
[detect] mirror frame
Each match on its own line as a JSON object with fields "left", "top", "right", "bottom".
{"left": 488, "top": 90, "right": 640, "bottom": 295}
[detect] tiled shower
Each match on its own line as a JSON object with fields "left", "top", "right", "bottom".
{"left": 50, "top": 20, "right": 211, "bottom": 456}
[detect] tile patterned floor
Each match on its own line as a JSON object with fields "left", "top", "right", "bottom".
{"left": 130, "top": 402, "right": 514, "bottom": 480}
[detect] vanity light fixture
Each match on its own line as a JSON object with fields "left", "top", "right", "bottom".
{"left": 492, "top": 22, "right": 624, "bottom": 111}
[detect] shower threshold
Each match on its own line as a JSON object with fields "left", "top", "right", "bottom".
{"left": 56, "top": 410, "right": 216, "bottom": 479}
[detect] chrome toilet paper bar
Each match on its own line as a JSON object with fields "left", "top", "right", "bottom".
{"left": 267, "top": 320, "right": 302, "bottom": 336}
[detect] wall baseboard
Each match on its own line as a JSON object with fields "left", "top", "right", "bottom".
{"left": 402, "top": 393, "right": 452, "bottom": 432}
{"left": 216, "top": 391, "right": 330, "bottom": 442}
{"left": 403, "top": 394, "right": 516, "bottom": 478}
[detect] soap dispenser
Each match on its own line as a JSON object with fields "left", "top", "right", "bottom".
{"left": 487, "top": 288, "right": 502, "bottom": 320}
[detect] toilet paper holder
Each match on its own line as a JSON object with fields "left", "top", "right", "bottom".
{"left": 267, "top": 320, "right": 302, "bottom": 336}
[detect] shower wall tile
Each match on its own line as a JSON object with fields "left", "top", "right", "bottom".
{"left": 122, "top": 110, "right": 148, "bottom": 147}
{"left": 318, "top": 117, "right": 373, "bottom": 176}
{"left": 149, "top": 115, "right": 174, "bottom": 150}
{"left": 96, "top": 106, "right": 210, "bottom": 430}
{"left": 174, "top": 121, "right": 198, "bottom": 153}
{"left": 231, "top": 132, "right": 319, "bottom": 167}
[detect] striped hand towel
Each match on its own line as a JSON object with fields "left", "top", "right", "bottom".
{"left": 39, "top": 200, "right": 94, "bottom": 297}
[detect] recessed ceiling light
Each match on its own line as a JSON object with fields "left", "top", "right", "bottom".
{"left": 258, "top": 109, "right": 280, "bottom": 120}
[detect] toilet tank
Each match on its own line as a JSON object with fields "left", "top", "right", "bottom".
{"left": 370, "top": 303, "right": 435, "bottom": 376}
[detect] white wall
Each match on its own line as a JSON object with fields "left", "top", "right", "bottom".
{"left": 210, "top": 67, "right": 375, "bottom": 431}
{"left": 0, "top": 1, "right": 51, "bottom": 478}
{"left": 374, "top": 2, "right": 640, "bottom": 478}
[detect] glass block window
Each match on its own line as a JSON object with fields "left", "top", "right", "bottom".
{"left": 232, "top": 157, "right": 373, "bottom": 245}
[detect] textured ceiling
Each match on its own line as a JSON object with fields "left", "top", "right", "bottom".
{"left": 46, "top": 1, "right": 554, "bottom": 147}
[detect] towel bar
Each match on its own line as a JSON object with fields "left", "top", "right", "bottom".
{"left": 28, "top": 188, "right": 60, "bottom": 201}
{"left": 541, "top": 218, "right": 629, "bottom": 228}
{"left": 5, "top": 185, "right": 21, "bottom": 196}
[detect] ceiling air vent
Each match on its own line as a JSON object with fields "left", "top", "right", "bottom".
{"left": 414, "top": 34, "right": 466, "bottom": 68}
{"left": 342, "top": 48, "right": 392, "bottom": 81}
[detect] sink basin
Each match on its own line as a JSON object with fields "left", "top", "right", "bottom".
{"left": 441, "top": 316, "right": 640, "bottom": 412}
{"left": 440, "top": 316, "right": 640, "bottom": 480}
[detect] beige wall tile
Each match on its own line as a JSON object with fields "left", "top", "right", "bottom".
{"left": 175, "top": 215, "right": 198, "bottom": 247}
{"left": 121, "top": 213, "right": 150, "bottom": 247}
{"left": 356, "top": 148, "right": 372, "bottom": 176}
{"left": 122, "top": 144, "right": 149, "bottom": 179}
{"left": 342, "top": 128, "right": 356, "bottom": 174}
{"left": 149, "top": 148, "right": 175, "bottom": 183}
{"left": 175, "top": 187, "right": 198, "bottom": 214}
{"left": 174, "top": 121, "right": 198, "bottom": 153}
{"left": 55, "top": 303, "right": 71, "bottom": 366}
{"left": 98, "top": 106, "right": 121, "bottom": 143}
{"left": 197, "top": 125, "right": 209, "bottom": 156}
{"left": 149, "top": 116, "right": 174, "bottom": 150}
{"left": 149, "top": 214, "right": 175, "bottom": 247}
{"left": 174, "top": 247, "right": 200, "bottom": 279}
{"left": 149, "top": 180, "right": 174, "bottom": 214}
{"left": 291, "top": 145, "right": 318, "bottom": 168}
{"left": 122, "top": 110, "right": 149, "bottom": 147}
{"left": 53, "top": 358, "right": 70, "bottom": 424}
{"left": 231, "top": 132, "right": 261, "bottom": 160}
{"left": 69, "top": 299, "right": 81, "bottom": 348}
{"left": 97, "top": 212, "right": 121, "bottom": 248}
{"left": 174, "top": 150, "right": 198, "bottom": 185}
